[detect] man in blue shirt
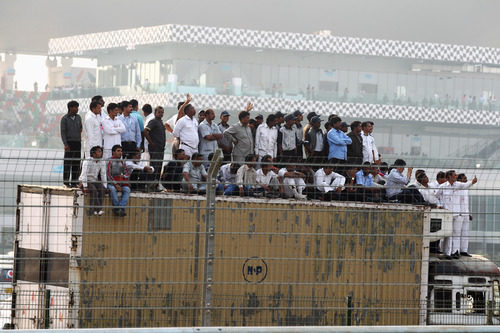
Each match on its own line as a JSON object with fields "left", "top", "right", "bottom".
{"left": 355, "top": 162, "right": 380, "bottom": 202}
{"left": 118, "top": 101, "right": 142, "bottom": 155}
{"left": 327, "top": 116, "right": 352, "bottom": 173}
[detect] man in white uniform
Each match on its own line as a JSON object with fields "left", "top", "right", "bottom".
{"left": 361, "top": 121, "right": 380, "bottom": 164}
{"left": 173, "top": 103, "right": 199, "bottom": 157}
{"left": 457, "top": 173, "right": 473, "bottom": 257}
{"left": 102, "top": 103, "right": 126, "bottom": 160}
{"left": 436, "top": 170, "right": 477, "bottom": 259}
{"left": 84, "top": 101, "right": 103, "bottom": 159}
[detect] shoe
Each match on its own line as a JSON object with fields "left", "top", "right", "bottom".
{"left": 443, "top": 255, "right": 452, "bottom": 260}
{"left": 97, "top": 210, "right": 104, "bottom": 216}
{"left": 460, "top": 252, "right": 472, "bottom": 257}
{"left": 119, "top": 208, "right": 127, "bottom": 217}
{"left": 112, "top": 208, "right": 121, "bottom": 216}
{"left": 294, "top": 191, "right": 307, "bottom": 200}
{"left": 451, "top": 251, "right": 460, "bottom": 259}
{"left": 93, "top": 211, "right": 99, "bottom": 216}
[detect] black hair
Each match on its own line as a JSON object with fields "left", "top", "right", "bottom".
{"left": 198, "top": 110, "right": 205, "bottom": 115}
{"left": 393, "top": 159, "right": 406, "bottom": 167}
{"left": 207, "top": 152, "right": 215, "bottom": 162}
{"left": 67, "top": 100, "right": 79, "bottom": 110}
{"left": 266, "top": 114, "right": 276, "bottom": 125}
{"left": 191, "top": 153, "right": 202, "bottom": 160}
{"left": 261, "top": 154, "right": 273, "bottom": 164}
{"left": 154, "top": 106, "right": 164, "bottom": 114}
{"left": 245, "top": 154, "right": 257, "bottom": 162}
{"left": 177, "top": 101, "right": 184, "bottom": 110}
{"left": 350, "top": 121, "right": 361, "bottom": 131}
{"left": 249, "top": 119, "right": 257, "bottom": 126}
{"left": 362, "top": 161, "right": 372, "bottom": 167}
{"left": 90, "top": 146, "right": 102, "bottom": 157}
{"left": 415, "top": 169, "right": 426, "bottom": 182}
{"left": 107, "top": 103, "right": 118, "bottom": 112}
{"left": 436, "top": 171, "right": 446, "bottom": 180}
{"left": 130, "top": 99, "right": 138, "bottom": 108}
{"left": 446, "top": 170, "right": 456, "bottom": 179}
{"left": 111, "top": 145, "right": 122, "bottom": 153}
{"left": 127, "top": 151, "right": 141, "bottom": 159}
{"left": 361, "top": 121, "right": 374, "bottom": 129}
{"left": 380, "top": 162, "right": 389, "bottom": 172}
{"left": 173, "top": 149, "right": 184, "bottom": 159}
{"left": 121, "top": 101, "right": 131, "bottom": 108}
{"left": 91, "top": 95, "right": 103, "bottom": 102}
{"left": 239, "top": 111, "right": 250, "bottom": 121}
{"left": 142, "top": 104, "right": 152, "bottom": 115}
{"left": 89, "top": 101, "right": 99, "bottom": 110}
{"left": 328, "top": 114, "right": 339, "bottom": 122}
{"left": 457, "top": 173, "right": 466, "bottom": 181}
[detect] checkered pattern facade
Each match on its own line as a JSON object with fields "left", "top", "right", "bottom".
{"left": 48, "top": 24, "right": 500, "bottom": 65}
{"left": 45, "top": 93, "right": 500, "bottom": 126}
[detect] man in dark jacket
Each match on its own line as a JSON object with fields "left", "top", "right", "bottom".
{"left": 60, "top": 100, "right": 82, "bottom": 187}
{"left": 347, "top": 121, "right": 363, "bottom": 169}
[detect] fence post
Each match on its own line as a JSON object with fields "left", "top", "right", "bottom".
{"left": 347, "top": 295, "right": 352, "bottom": 326}
{"left": 201, "top": 149, "right": 223, "bottom": 326}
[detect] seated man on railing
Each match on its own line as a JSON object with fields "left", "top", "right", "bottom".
{"left": 235, "top": 154, "right": 261, "bottom": 197}
{"left": 106, "top": 145, "right": 130, "bottom": 217}
{"left": 125, "top": 151, "right": 154, "bottom": 193}
{"left": 182, "top": 153, "right": 207, "bottom": 194}
{"left": 255, "top": 155, "right": 281, "bottom": 198}
{"left": 313, "top": 163, "right": 345, "bottom": 201}
{"left": 217, "top": 161, "right": 240, "bottom": 196}
{"left": 386, "top": 159, "right": 424, "bottom": 204}
{"left": 161, "top": 149, "right": 187, "bottom": 192}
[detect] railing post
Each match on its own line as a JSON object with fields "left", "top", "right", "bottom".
{"left": 201, "top": 149, "right": 223, "bottom": 326}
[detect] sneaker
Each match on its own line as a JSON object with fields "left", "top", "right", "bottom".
{"left": 93, "top": 211, "right": 99, "bottom": 216}
{"left": 97, "top": 210, "right": 104, "bottom": 216}
{"left": 119, "top": 208, "right": 127, "bottom": 217}
{"left": 112, "top": 208, "right": 121, "bottom": 216}
{"left": 294, "top": 191, "right": 307, "bottom": 200}
{"left": 460, "top": 252, "right": 472, "bottom": 257}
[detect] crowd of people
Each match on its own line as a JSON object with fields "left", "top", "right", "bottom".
{"left": 62, "top": 93, "right": 477, "bottom": 259}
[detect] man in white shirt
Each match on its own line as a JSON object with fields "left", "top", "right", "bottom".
{"left": 436, "top": 170, "right": 477, "bottom": 259}
{"left": 255, "top": 114, "right": 278, "bottom": 161}
{"left": 361, "top": 121, "right": 380, "bottom": 164}
{"left": 102, "top": 103, "right": 126, "bottom": 160}
{"left": 173, "top": 103, "right": 199, "bottom": 157}
{"left": 79, "top": 146, "right": 107, "bottom": 216}
{"left": 198, "top": 109, "right": 223, "bottom": 163}
{"left": 457, "top": 173, "right": 473, "bottom": 257}
{"left": 125, "top": 150, "right": 154, "bottom": 192}
{"left": 256, "top": 155, "right": 281, "bottom": 198}
{"left": 218, "top": 162, "right": 240, "bottom": 196}
{"left": 314, "top": 164, "right": 345, "bottom": 201}
{"left": 84, "top": 101, "right": 103, "bottom": 159}
{"left": 278, "top": 163, "right": 307, "bottom": 200}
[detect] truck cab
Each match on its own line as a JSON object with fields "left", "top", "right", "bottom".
{"left": 427, "top": 253, "right": 500, "bottom": 325}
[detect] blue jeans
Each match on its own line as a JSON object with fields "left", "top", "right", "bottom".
{"left": 107, "top": 184, "right": 131, "bottom": 207}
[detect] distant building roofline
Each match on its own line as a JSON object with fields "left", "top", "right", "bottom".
{"left": 48, "top": 24, "right": 500, "bottom": 65}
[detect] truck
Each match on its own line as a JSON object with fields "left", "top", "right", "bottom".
{"left": 8, "top": 184, "right": 500, "bottom": 328}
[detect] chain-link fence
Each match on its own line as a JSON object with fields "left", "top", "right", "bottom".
{"left": 1, "top": 150, "right": 500, "bottom": 329}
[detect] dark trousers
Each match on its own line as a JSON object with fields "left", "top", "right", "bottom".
{"left": 63, "top": 141, "right": 81, "bottom": 187}
{"left": 328, "top": 158, "right": 346, "bottom": 175}
{"left": 149, "top": 149, "right": 164, "bottom": 182}
{"left": 130, "top": 170, "right": 154, "bottom": 191}
{"left": 307, "top": 154, "right": 325, "bottom": 171}
{"left": 88, "top": 182, "right": 105, "bottom": 212}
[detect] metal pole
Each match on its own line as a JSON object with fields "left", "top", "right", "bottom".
{"left": 347, "top": 296, "right": 352, "bottom": 326}
{"left": 201, "top": 149, "right": 223, "bottom": 326}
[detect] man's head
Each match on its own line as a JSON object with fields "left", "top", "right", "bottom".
{"left": 345, "top": 165, "right": 358, "bottom": 177}
{"left": 191, "top": 153, "right": 203, "bottom": 167}
{"left": 457, "top": 173, "right": 468, "bottom": 183}
{"left": 177, "top": 101, "right": 184, "bottom": 110}
{"left": 91, "top": 95, "right": 104, "bottom": 107}
{"left": 340, "top": 122, "right": 348, "bottom": 133}
{"left": 173, "top": 149, "right": 186, "bottom": 161}
{"left": 261, "top": 155, "right": 273, "bottom": 172}
{"left": 446, "top": 170, "right": 457, "bottom": 184}
{"left": 90, "top": 101, "right": 101, "bottom": 115}
{"left": 220, "top": 111, "right": 230, "bottom": 124}
{"left": 393, "top": 159, "right": 406, "bottom": 173}
{"left": 184, "top": 104, "right": 196, "bottom": 118}
{"left": 284, "top": 114, "right": 296, "bottom": 128}
{"left": 307, "top": 112, "right": 318, "bottom": 123}
{"left": 255, "top": 114, "right": 264, "bottom": 126}
{"left": 130, "top": 99, "right": 139, "bottom": 111}
{"left": 107, "top": 103, "right": 120, "bottom": 119}
{"left": 330, "top": 116, "right": 342, "bottom": 130}
{"left": 205, "top": 109, "right": 215, "bottom": 122}
{"left": 239, "top": 111, "right": 250, "bottom": 126}
{"left": 361, "top": 121, "right": 374, "bottom": 134}
{"left": 293, "top": 110, "right": 303, "bottom": 122}
{"left": 323, "top": 164, "right": 334, "bottom": 175}
{"left": 142, "top": 104, "right": 153, "bottom": 116}
{"left": 350, "top": 121, "right": 362, "bottom": 135}
{"left": 275, "top": 111, "right": 285, "bottom": 124}
{"left": 416, "top": 170, "right": 429, "bottom": 186}
{"left": 311, "top": 116, "right": 322, "bottom": 128}
{"left": 154, "top": 106, "right": 164, "bottom": 119}
{"left": 67, "top": 100, "right": 79, "bottom": 115}
{"left": 111, "top": 145, "right": 123, "bottom": 159}
{"left": 128, "top": 150, "right": 141, "bottom": 161}
{"left": 230, "top": 163, "right": 240, "bottom": 174}
{"left": 121, "top": 101, "right": 132, "bottom": 115}
{"left": 362, "top": 161, "right": 372, "bottom": 175}
{"left": 245, "top": 154, "right": 257, "bottom": 168}
{"left": 90, "top": 146, "right": 102, "bottom": 159}
{"left": 198, "top": 110, "right": 206, "bottom": 123}
{"left": 249, "top": 119, "right": 257, "bottom": 130}
{"left": 436, "top": 171, "right": 446, "bottom": 184}
{"left": 379, "top": 162, "right": 389, "bottom": 174}
{"left": 266, "top": 114, "right": 277, "bottom": 127}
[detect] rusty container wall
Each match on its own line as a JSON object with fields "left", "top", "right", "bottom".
{"left": 77, "top": 194, "right": 424, "bottom": 327}
{"left": 210, "top": 199, "right": 424, "bottom": 326}
{"left": 78, "top": 194, "right": 206, "bottom": 328}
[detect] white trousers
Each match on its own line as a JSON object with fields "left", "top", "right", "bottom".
{"left": 443, "top": 215, "right": 468, "bottom": 255}
{"left": 283, "top": 177, "right": 306, "bottom": 197}
{"left": 180, "top": 144, "right": 197, "bottom": 158}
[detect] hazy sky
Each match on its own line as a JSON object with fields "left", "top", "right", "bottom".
{"left": 2, "top": 0, "right": 500, "bottom": 54}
